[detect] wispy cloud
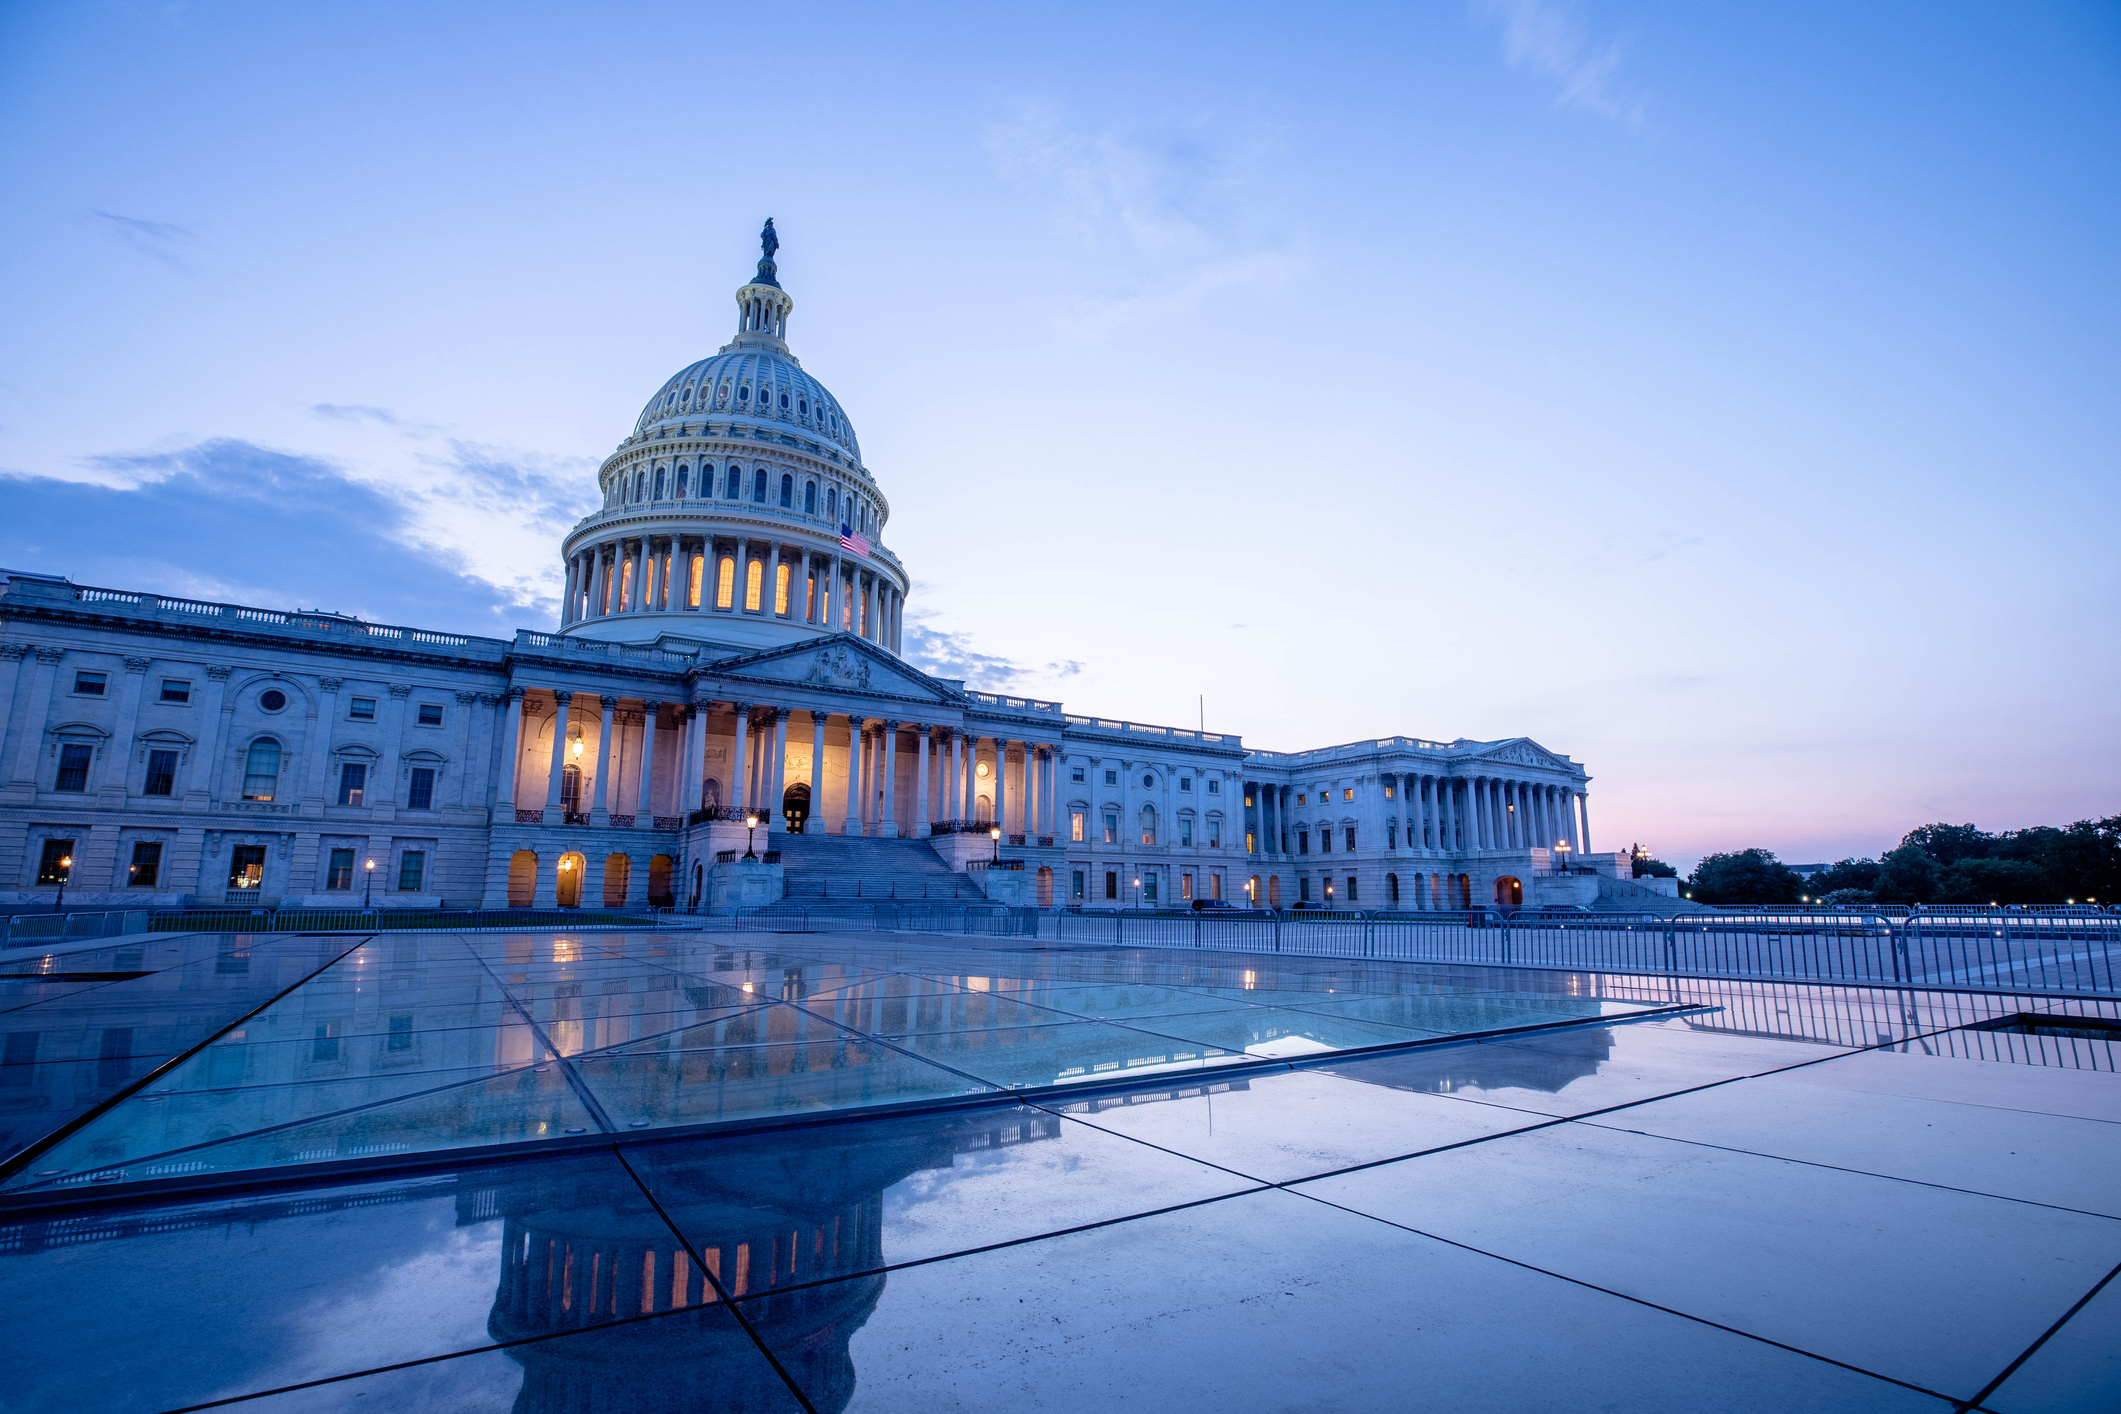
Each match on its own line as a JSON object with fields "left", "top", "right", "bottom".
{"left": 8, "top": 439, "right": 542, "bottom": 632}
{"left": 987, "top": 103, "right": 1300, "bottom": 335}
{"left": 1470, "top": 0, "right": 1646, "bottom": 126}
{"left": 89, "top": 209, "right": 194, "bottom": 271}
{"left": 903, "top": 613, "right": 1087, "bottom": 692}
{"left": 310, "top": 403, "right": 410, "bottom": 426}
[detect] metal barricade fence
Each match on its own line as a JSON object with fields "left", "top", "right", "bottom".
{"left": 0, "top": 910, "right": 151, "bottom": 948}
{"left": 1046, "top": 908, "right": 2120, "bottom": 997}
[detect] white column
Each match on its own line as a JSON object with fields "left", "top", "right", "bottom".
{"left": 993, "top": 739, "right": 1010, "bottom": 838}
{"left": 590, "top": 695, "right": 616, "bottom": 823}
{"left": 879, "top": 720, "right": 900, "bottom": 837}
{"left": 729, "top": 704, "right": 750, "bottom": 815}
{"left": 492, "top": 690, "right": 525, "bottom": 814}
{"left": 634, "top": 701, "right": 661, "bottom": 826}
{"left": 685, "top": 699, "right": 709, "bottom": 815}
{"left": 809, "top": 709, "right": 827, "bottom": 822}
{"left": 842, "top": 716, "right": 864, "bottom": 834}
{"left": 767, "top": 708, "right": 790, "bottom": 832}
{"left": 561, "top": 556, "right": 580, "bottom": 626}
{"left": 542, "top": 690, "right": 572, "bottom": 824}
{"left": 914, "top": 726, "right": 931, "bottom": 836}
{"left": 1577, "top": 791, "right": 1591, "bottom": 854}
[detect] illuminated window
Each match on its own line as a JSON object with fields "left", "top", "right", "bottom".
{"left": 1070, "top": 809, "right": 1086, "bottom": 843}
{"left": 689, "top": 555, "right": 704, "bottom": 607}
{"left": 1208, "top": 819, "right": 1221, "bottom": 848}
{"left": 337, "top": 762, "right": 367, "bottom": 806}
{"left": 1181, "top": 873, "right": 1194, "bottom": 900}
{"left": 1103, "top": 812, "right": 1118, "bottom": 844}
{"left": 744, "top": 560, "right": 763, "bottom": 609}
{"left": 1343, "top": 788, "right": 1354, "bottom": 802}
{"left": 1140, "top": 806, "right": 1157, "bottom": 846}
{"left": 716, "top": 557, "right": 736, "bottom": 608}
{"left": 774, "top": 562, "right": 790, "bottom": 615}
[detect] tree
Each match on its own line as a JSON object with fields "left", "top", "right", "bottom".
{"left": 1899, "top": 823, "right": 1992, "bottom": 868}
{"left": 1936, "top": 858, "right": 2049, "bottom": 906}
{"left": 1807, "top": 858, "right": 1880, "bottom": 897}
{"left": 1872, "top": 844, "right": 1938, "bottom": 905}
{"left": 1819, "top": 888, "right": 1874, "bottom": 907}
{"left": 1688, "top": 849, "right": 1805, "bottom": 906}
{"left": 1629, "top": 844, "right": 1677, "bottom": 879}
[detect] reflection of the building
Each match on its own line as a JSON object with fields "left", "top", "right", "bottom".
{"left": 484, "top": 1107, "right": 1062, "bottom": 1414}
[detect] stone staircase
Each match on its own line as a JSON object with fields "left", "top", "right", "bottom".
{"left": 767, "top": 831, "right": 988, "bottom": 902}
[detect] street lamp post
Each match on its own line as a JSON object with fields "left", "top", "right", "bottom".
{"left": 989, "top": 825, "right": 1001, "bottom": 863}
{"left": 744, "top": 813, "right": 760, "bottom": 860}
{"left": 363, "top": 858, "right": 376, "bottom": 908}
{"left": 1554, "top": 839, "right": 1572, "bottom": 874}
{"left": 53, "top": 854, "right": 72, "bottom": 912}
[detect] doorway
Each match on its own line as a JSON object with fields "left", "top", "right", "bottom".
{"left": 1494, "top": 875, "right": 1523, "bottom": 906}
{"left": 556, "top": 852, "right": 586, "bottom": 908}
{"left": 782, "top": 782, "right": 811, "bottom": 834}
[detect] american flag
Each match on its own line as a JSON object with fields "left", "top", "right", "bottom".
{"left": 840, "top": 525, "right": 871, "bottom": 557}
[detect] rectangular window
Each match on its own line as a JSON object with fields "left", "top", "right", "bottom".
{"left": 387, "top": 1015, "right": 414, "bottom": 1051}
{"left": 72, "top": 670, "right": 106, "bottom": 696}
{"left": 1348, "top": 875, "right": 1359, "bottom": 903}
{"left": 1143, "top": 873, "right": 1158, "bottom": 903}
{"left": 143, "top": 749, "right": 179, "bottom": 796}
{"left": 1103, "top": 813, "right": 1118, "bottom": 845}
{"left": 312, "top": 1021, "right": 341, "bottom": 1063}
{"left": 1300, "top": 877, "right": 1312, "bottom": 902}
{"left": 1211, "top": 872, "right": 1223, "bottom": 900}
{"left": 1103, "top": 770, "right": 1118, "bottom": 786}
{"left": 1070, "top": 810, "right": 1085, "bottom": 843}
{"left": 338, "top": 762, "right": 367, "bottom": 806}
{"left": 1321, "top": 829, "right": 1332, "bottom": 853}
{"left": 397, "top": 851, "right": 426, "bottom": 892}
{"left": 1208, "top": 779, "right": 1220, "bottom": 794}
{"left": 408, "top": 767, "right": 436, "bottom": 810}
{"left": 36, "top": 840, "right": 75, "bottom": 884}
{"left": 1298, "top": 830, "right": 1310, "bottom": 855}
{"left": 1104, "top": 871, "right": 1118, "bottom": 900}
{"left": 1246, "top": 830, "right": 1256, "bottom": 853}
{"left": 327, "top": 849, "right": 355, "bottom": 890}
{"left": 228, "top": 845, "right": 267, "bottom": 892}
{"left": 1071, "top": 870, "right": 1085, "bottom": 901}
{"left": 1343, "top": 788, "right": 1354, "bottom": 802}
{"left": 1181, "top": 873, "right": 1194, "bottom": 900}
{"left": 160, "top": 679, "right": 191, "bottom": 703}
{"left": 1297, "top": 794, "right": 1306, "bottom": 806}
{"left": 1208, "top": 820, "right": 1221, "bottom": 848}
{"left": 127, "top": 841, "right": 162, "bottom": 887}
{"left": 1179, "top": 777, "right": 1193, "bottom": 792}
{"left": 1180, "top": 818, "right": 1194, "bottom": 847}
{"left": 1383, "top": 783, "right": 1395, "bottom": 799}
{"left": 349, "top": 697, "right": 377, "bottom": 720}
{"left": 416, "top": 703, "right": 444, "bottom": 726}
{"left": 1346, "top": 826, "right": 1357, "bottom": 851}
{"left": 1071, "top": 766, "right": 1085, "bottom": 783}
{"left": 54, "top": 743, "right": 92, "bottom": 792}
{"left": 1388, "top": 825, "right": 1397, "bottom": 849}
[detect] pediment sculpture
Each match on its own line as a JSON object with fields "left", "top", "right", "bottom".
{"left": 802, "top": 646, "right": 871, "bottom": 689}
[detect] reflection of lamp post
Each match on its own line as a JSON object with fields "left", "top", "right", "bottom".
{"left": 989, "top": 825, "right": 1001, "bottom": 863}
{"left": 363, "top": 857, "right": 376, "bottom": 907}
{"left": 52, "top": 854, "right": 72, "bottom": 912}
{"left": 745, "top": 813, "right": 760, "bottom": 860}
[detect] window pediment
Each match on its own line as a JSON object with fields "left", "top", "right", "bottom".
{"left": 51, "top": 721, "right": 111, "bottom": 740}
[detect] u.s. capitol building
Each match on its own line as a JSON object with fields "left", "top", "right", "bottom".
{"left": 0, "top": 226, "right": 1623, "bottom": 914}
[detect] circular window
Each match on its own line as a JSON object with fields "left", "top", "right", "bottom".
{"left": 259, "top": 689, "right": 288, "bottom": 712}
{"left": 976, "top": 762, "right": 991, "bottom": 779}
{"left": 1142, "top": 773, "right": 1156, "bottom": 788}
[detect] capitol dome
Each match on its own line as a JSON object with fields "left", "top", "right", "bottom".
{"left": 555, "top": 220, "right": 909, "bottom": 660}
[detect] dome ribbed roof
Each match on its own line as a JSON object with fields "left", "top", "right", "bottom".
{"left": 630, "top": 346, "right": 859, "bottom": 461}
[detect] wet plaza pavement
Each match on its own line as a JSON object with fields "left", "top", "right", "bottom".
{"left": 1, "top": 928, "right": 2116, "bottom": 1411}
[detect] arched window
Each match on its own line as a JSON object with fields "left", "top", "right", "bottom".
{"left": 726, "top": 466, "right": 741, "bottom": 500}
{"left": 779, "top": 473, "right": 793, "bottom": 507}
{"left": 675, "top": 465, "right": 689, "bottom": 497}
{"left": 1140, "top": 805, "right": 1157, "bottom": 846}
{"left": 774, "top": 562, "right": 790, "bottom": 615}
{"left": 804, "top": 480, "right": 817, "bottom": 513}
{"left": 825, "top": 487, "right": 838, "bottom": 519}
{"left": 687, "top": 555, "right": 704, "bottom": 607}
{"left": 744, "top": 558, "right": 764, "bottom": 612}
{"left": 654, "top": 468, "right": 665, "bottom": 499}
{"left": 738, "top": 384, "right": 750, "bottom": 402}
{"left": 752, "top": 469, "right": 767, "bottom": 502}
{"left": 778, "top": 391, "right": 789, "bottom": 409}
{"left": 241, "top": 738, "right": 282, "bottom": 801}
{"left": 797, "top": 397, "right": 808, "bottom": 416}
{"left": 716, "top": 556, "right": 736, "bottom": 609}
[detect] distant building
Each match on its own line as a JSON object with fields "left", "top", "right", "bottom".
{"left": 0, "top": 229, "right": 1622, "bottom": 913}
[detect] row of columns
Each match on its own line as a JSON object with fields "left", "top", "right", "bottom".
{"left": 493, "top": 691, "right": 1058, "bottom": 839}
{"left": 1246, "top": 775, "right": 1589, "bottom": 859}
{"left": 558, "top": 533, "right": 904, "bottom": 652}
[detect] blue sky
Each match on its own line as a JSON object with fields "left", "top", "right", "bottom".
{"left": 1, "top": 1, "right": 2115, "bottom": 868}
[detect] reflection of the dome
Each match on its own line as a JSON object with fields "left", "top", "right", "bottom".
{"left": 1324, "top": 1024, "right": 1615, "bottom": 1098}
{"left": 490, "top": 1107, "right": 1063, "bottom": 1413}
